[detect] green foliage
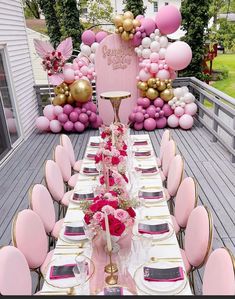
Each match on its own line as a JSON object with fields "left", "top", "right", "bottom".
{"left": 80, "top": 0, "right": 113, "bottom": 24}
{"left": 55, "top": 0, "right": 83, "bottom": 51}
{"left": 38, "top": 0, "right": 61, "bottom": 47}
{"left": 123, "top": 0, "right": 146, "bottom": 17}
{"left": 23, "top": 0, "right": 40, "bottom": 19}
{"left": 214, "top": 18, "right": 235, "bottom": 51}
{"left": 180, "top": 0, "right": 212, "bottom": 80}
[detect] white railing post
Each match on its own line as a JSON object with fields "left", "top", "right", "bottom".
{"left": 212, "top": 103, "right": 219, "bottom": 142}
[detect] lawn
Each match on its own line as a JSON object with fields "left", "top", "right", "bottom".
{"left": 210, "top": 53, "right": 235, "bottom": 98}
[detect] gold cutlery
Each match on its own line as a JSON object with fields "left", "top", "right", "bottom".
{"left": 54, "top": 250, "right": 84, "bottom": 256}
{"left": 144, "top": 215, "right": 170, "bottom": 220}
{"left": 143, "top": 204, "right": 166, "bottom": 208}
{"left": 150, "top": 257, "right": 182, "bottom": 262}
{"left": 141, "top": 186, "right": 162, "bottom": 190}
{"left": 151, "top": 243, "right": 175, "bottom": 246}
{"left": 40, "top": 287, "right": 76, "bottom": 295}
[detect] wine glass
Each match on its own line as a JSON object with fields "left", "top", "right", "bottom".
{"left": 131, "top": 235, "right": 142, "bottom": 267}
{"left": 140, "top": 235, "right": 153, "bottom": 262}
{"left": 117, "top": 249, "right": 131, "bottom": 277}
{"left": 73, "top": 255, "right": 88, "bottom": 295}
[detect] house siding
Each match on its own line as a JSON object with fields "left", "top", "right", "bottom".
{"left": 0, "top": 0, "right": 38, "bottom": 139}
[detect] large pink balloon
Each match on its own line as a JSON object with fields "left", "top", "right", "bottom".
{"left": 95, "top": 31, "right": 108, "bottom": 43}
{"left": 129, "top": 112, "right": 136, "bottom": 122}
{"left": 165, "top": 41, "right": 192, "bottom": 71}
{"left": 89, "top": 112, "right": 97, "bottom": 123}
{"left": 54, "top": 105, "right": 63, "bottom": 116}
{"left": 57, "top": 113, "right": 68, "bottom": 124}
{"left": 174, "top": 106, "right": 185, "bottom": 117}
{"left": 162, "top": 104, "right": 173, "bottom": 117}
{"left": 91, "top": 115, "right": 103, "bottom": 128}
{"left": 155, "top": 5, "right": 181, "bottom": 35}
{"left": 179, "top": 114, "right": 194, "bottom": 130}
{"left": 167, "top": 114, "right": 179, "bottom": 128}
{"left": 146, "top": 106, "right": 156, "bottom": 118}
{"left": 134, "top": 122, "right": 144, "bottom": 131}
{"left": 131, "top": 35, "right": 142, "bottom": 47}
{"left": 74, "top": 121, "right": 85, "bottom": 133}
{"left": 79, "top": 113, "right": 89, "bottom": 124}
{"left": 63, "top": 68, "right": 75, "bottom": 84}
{"left": 141, "top": 18, "right": 156, "bottom": 35}
{"left": 154, "top": 98, "right": 164, "bottom": 108}
{"left": 69, "top": 111, "right": 79, "bottom": 123}
{"left": 82, "top": 30, "right": 96, "bottom": 46}
{"left": 50, "top": 120, "right": 62, "bottom": 133}
{"left": 135, "top": 112, "right": 144, "bottom": 123}
{"left": 184, "top": 103, "right": 197, "bottom": 116}
{"left": 144, "top": 118, "right": 156, "bottom": 131}
{"left": 157, "top": 69, "right": 170, "bottom": 80}
{"left": 43, "top": 105, "right": 56, "bottom": 121}
{"left": 63, "top": 104, "right": 73, "bottom": 115}
{"left": 139, "top": 69, "right": 151, "bottom": 81}
{"left": 139, "top": 97, "right": 151, "bottom": 108}
{"left": 63, "top": 120, "right": 74, "bottom": 132}
{"left": 156, "top": 117, "right": 167, "bottom": 129}
{"left": 36, "top": 116, "right": 50, "bottom": 132}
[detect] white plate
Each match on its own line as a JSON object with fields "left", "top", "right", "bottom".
{"left": 134, "top": 261, "right": 187, "bottom": 295}
{"left": 60, "top": 221, "right": 88, "bottom": 242}
{"left": 81, "top": 166, "right": 99, "bottom": 176}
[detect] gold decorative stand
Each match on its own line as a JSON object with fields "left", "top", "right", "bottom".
{"left": 104, "top": 251, "right": 118, "bottom": 285}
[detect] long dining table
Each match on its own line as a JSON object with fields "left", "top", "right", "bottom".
{"left": 40, "top": 133, "right": 192, "bottom": 295}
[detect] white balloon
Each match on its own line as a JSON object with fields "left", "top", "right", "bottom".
{"left": 168, "top": 100, "right": 173, "bottom": 106}
{"left": 179, "top": 97, "right": 185, "bottom": 103}
{"left": 142, "top": 48, "right": 151, "bottom": 59}
{"left": 154, "top": 36, "right": 160, "bottom": 42}
{"left": 159, "top": 48, "right": 167, "bottom": 59}
{"left": 172, "top": 104, "right": 176, "bottom": 109}
{"left": 176, "top": 101, "right": 181, "bottom": 106}
{"left": 150, "top": 33, "right": 155, "bottom": 39}
{"left": 150, "top": 41, "right": 160, "bottom": 52}
{"left": 137, "top": 49, "right": 142, "bottom": 57}
{"left": 180, "top": 103, "right": 186, "bottom": 108}
{"left": 154, "top": 29, "right": 160, "bottom": 36}
{"left": 142, "top": 37, "right": 151, "bottom": 48}
{"left": 134, "top": 47, "right": 139, "bottom": 53}
{"left": 182, "top": 86, "right": 189, "bottom": 94}
{"left": 89, "top": 53, "right": 95, "bottom": 63}
{"left": 174, "top": 87, "right": 184, "bottom": 98}
{"left": 80, "top": 44, "right": 91, "bottom": 56}
{"left": 91, "top": 42, "right": 99, "bottom": 53}
{"left": 139, "top": 45, "right": 143, "bottom": 50}
{"left": 159, "top": 36, "right": 168, "bottom": 48}
{"left": 184, "top": 92, "right": 195, "bottom": 104}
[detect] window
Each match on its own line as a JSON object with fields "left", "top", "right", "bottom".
{"left": 153, "top": 1, "right": 158, "bottom": 12}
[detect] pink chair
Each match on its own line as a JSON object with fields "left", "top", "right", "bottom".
{"left": 0, "top": 246, "right": 32, "bottom": 295}
{"left": 156, "top": 129, "right": 171, "bottom": 167}
{"left": 12, "top": 209, "right": 54, "bottom": 290}
{"left": 161, "top": 139, "right": 176, "bottom": 182}
{"left": 29, "top": 184, "right": 64, "bottom": 241}
{"left": 180, "top": 205, "right": 213, "bottom": 293}
{"left": 202, "top": 247, "right": 235, "bottom": 295}
{"left": 54, "top": 145, "right": 79, "bottom": 189}
{"left": 60, "top": 134, "right": 83, "bottom": 173}
{"left": 44, "top": 160, "right": 74, "bottom": 217}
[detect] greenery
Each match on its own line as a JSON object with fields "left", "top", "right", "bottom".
{"left": 55, "top": 0, "right": 83, "bottom": 51}
{"left": 180, "top": 0, "right": 212, "bottom": 81}
{"left": 22, "top": 0, "right": 40, "bottom": 19}
{"left": 80, "top": 0, "right": 113, "bottom": 24}
{"left": 123, "top": 0, "right": 146, "bottom": 17}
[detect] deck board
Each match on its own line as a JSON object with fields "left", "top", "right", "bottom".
{"left": 0, "top": 125, "right": 234, "bottom": 295}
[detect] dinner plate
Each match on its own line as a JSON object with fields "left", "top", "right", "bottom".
{"left": 134, "top": 261, "right": 187, "bottom": 295}
{"left": 60, "top": 221, "right": 88, "bottom": 242}
{"left": 81, "top": 166, "right": 99, "bottom": 176}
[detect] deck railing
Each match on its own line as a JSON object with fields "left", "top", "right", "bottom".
{"left": 34, "top": 76, "right": 235, "bottom": 162}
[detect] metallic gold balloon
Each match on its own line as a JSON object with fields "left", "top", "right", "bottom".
{"left": 113, "top": 15, "right": 124, "bottom": 27}
{"left": 167, "top": 83, "right": 172, "bottom": 89}
{"left": 146, "top": 88, "right": 159, "bottom": 100}
{"left": 140, "top": 90, "right": 146, "bottom": 97}
{"left": 123, "top": 19, "right": 133, "bottom": 31}
{"left": 53, "top": 94, "right": 67, "bottom": 106}
{"left": 157, "top": 81, "right": 167, "bottom": 91}
{"left": 129, "top": 33, "right": 134, "bottom": 39}
{"left": 131, "top": 28, "right": 136, "bottom": 34}
{"left": 147, "top": 78, "right": 156, "bottom": 88}
{"left": 123, "top": 11, "right": 134, "bottom": 20}
{"left": 138, "top": 81, "right": 148, "bottom": 91}
{"left": 115, "top": 28, "right": 119, "bottom": 34}
{"left": 121, "top": 31, "right": 130, "bottom": 41}
{"left": 118, "top": 26, "right": 124, "bottom": 33}
{"left": 133, "top": 19, "right": 141, "bottom": 27}
{"left": 160, "top": 89, "right": 174, "bottom": 102}
{"left": 64, "top": 85, "right": 69, "bottom": 91}
{"left": 65, "top": 90, "right": 69, "bottom": 96}
{"left": 66, "top": 94, "right": 74, "bottom": 105}
{"left": 69, "top": 79, "right": 93, "bottom": 103}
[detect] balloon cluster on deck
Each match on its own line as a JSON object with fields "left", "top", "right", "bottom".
{"left": 113, "top": 5, "right": 196, "bottom": 131}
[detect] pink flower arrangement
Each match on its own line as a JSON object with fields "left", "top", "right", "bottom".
{"left": 42, "top": 51, "right": 65, "bottom": 76}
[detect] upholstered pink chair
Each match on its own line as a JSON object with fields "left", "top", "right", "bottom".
{"left": 54, "top": 145, "right": 79, "bottom": 189}
{"left": 60, "top": 134, "right": 83, "bottom": 172}
{"left": 12, "top": 209, "right": 54, "bottom": 290}
{"left": 161, "top": 139, "right": 176, "bottom": 182}
{"left": 29, "top": 184, "right": 64, "bottom": 241}
{"left": 0, "top": 246, "right": 32, "bottom": 295}
{"left": 44, "top": 160, "right": 74, "bottom": 217}
{"left": 156, "top": 129, "right": 171, "bottom": 167}
{"left": 180, "top": 205, "right": 213, "bottom": 293}
{"left": 202, "top": 247, "right": 235, "bottom": 295}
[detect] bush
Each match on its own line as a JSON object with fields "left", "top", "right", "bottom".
{"left": 211, "top": 68, "right": 229, "bottom": 81}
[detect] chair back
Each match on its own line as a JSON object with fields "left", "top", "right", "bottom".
{"left": 184, "top": 206, "right": 213, "bottom": 269}
{"left": 203, "top": 248, "right": 235, "bottom": 295}
{"left": 60, "top": 134, "right": 75, "bottom": 167}
{"left": 162, "top": 139, "right": 176, "bottom": 177}
{"left": 45, "top": 160, "right": 64, "bottom": 203}
{"left": 174, "top": 177, "right": 197, "bottom": 228}
{"left": 54, "top": 145, "right": 71, "bottom": 182}
{"left": 159, "top": 129, "right": 170, "bottom": 162}
{"left": 29, "top": 184, "right": 56, "bottom": 234}
{"left": 12, "top": 209, "right": 48, "bottom": 269}
{"left": 0, "top": 246, "right": 32, "bottom": 295}
{"left": 166, "top": 154, "right": 184, "bottom": 197}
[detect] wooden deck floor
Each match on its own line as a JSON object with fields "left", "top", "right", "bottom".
{"left": 0, "top": 123, "right": 234, "bottom": 294}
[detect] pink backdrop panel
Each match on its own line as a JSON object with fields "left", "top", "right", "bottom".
{"left": 95, "top": 34, "right": 139, "bottom": 125}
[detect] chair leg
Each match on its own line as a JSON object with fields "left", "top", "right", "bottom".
{"left": 189, "top": 270, "right": 195, "bottom": 294}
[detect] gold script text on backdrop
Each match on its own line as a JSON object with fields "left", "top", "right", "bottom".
{"left": 102, "top": 45, "right": 133, "bottom": 70}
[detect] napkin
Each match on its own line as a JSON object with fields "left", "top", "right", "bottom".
{"left": 139, "top": 190, "right": 163, "bottom": 200}
{"left": 73, "top": 192, "right": 94, "bottom": 201}
{"left": 135, "top": 166, "right": 158, "bottom": 174}
{"left": 90, "top": 142, "right": 100, "bottom": 147}
{"left": 135, "top": 151, "right": 151, "bottom": 157}
{"left": 49, "top": 264, "right": 76, "bottom": 280}
{"left": 138, "top": 223, "right": 169, "bottom": 234}
{"left": 133, "top": 141, "right": 148, "bottom": 146}
{"left": 64, "top": 226, "right": 85, "bottom": 236}
{"left": 86, "top": 153, "right": 96, "bottom": 159}
{"left": 143, "top": 266, "right": 184, "bottom": 282}
{"left": 83, "top": 167, "right": 98, "bottom": 174}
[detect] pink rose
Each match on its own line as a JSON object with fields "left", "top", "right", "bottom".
{"left": 114, "top": 209, "right": 129, "bottom": 222}
{"left": 101, "top": 205, "right": 115, "bottom": 215}
{"left": 93, "top": 211, "right": 104, "bottom": 223}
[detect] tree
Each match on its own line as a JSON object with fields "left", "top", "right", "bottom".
{"left": 80, "top": 0, "right": 114, "bottom": 24}
{"left": 216, "top": 18, "right": 235, "bottom": 51}
{"left": 123, "top": 0, "right": 146, "bottom": 17}
{"left": 38, "top": 0, "right": 61, "bottom": 47}
{"left": 180, "top": 0, "right": 212, "bottom": 80}
{"left": 23, "top": 0, "right": 40, "bottom": 19}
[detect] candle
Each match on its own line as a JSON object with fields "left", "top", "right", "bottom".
{"left": 104, "top": 211, "right": 112, "bottom": 252}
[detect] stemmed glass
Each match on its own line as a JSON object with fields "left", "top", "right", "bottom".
{"left": 73, "top": 255, "right": 89, "bottom": 295}
{"left": 83, "top": 221, "right": 96, "bottom": 256}
{"left": 117, "top": 249, "right": 131, "bottom": 277}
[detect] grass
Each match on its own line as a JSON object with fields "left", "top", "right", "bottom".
{"left": 210, "top": 53, "right": 235, "bottom": 98}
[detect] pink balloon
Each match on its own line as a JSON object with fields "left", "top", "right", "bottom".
{"left": 63, "top": 104, "right": 73, "bottom": 115}
{"left": 136, "top": 106, "right": 143, "bottom": 112}
{"left": 165, "top": 41, "right": 192, "bottom": 71}
{"left": 63, "top": 68, "right": 75, "bottom": 84}
{"left": 132, "top": 34, "right": 142, "bottom": 47}
{"left": 79, "top": 113, "right": 89, "bottom": 123}
{"left": 135, "top": 112, "right": 145, "bottom": 123}
{"left": 54, "top": 105, "right": 63, "bottom": 116}
{"left": 170, "top": 70, "right": 177, "bottom": 80}
{"left": 157, "top": 69, "right": 170, "bottom": 80}
{"left": 179, "top": 114, "right": 194, "bottom": 130}
{"left": 63, "top": 120, "right": 74, "bottom": 132}
{"left": 174, "top": 106, "right": 185, "bottom": 117}
{"left": 82, "top": 30, "right": 96, "bottom": 46}
{"left": 150, "top": 53, "right": 159, "bottom": 63}
{"left": 150, "top": 63, "right": 159, "bottom": 74}
{"left": 155, "top": 4, "right": 182, "bottom": 35}
{"left": 36, "top": 116, "right": 50, "bottom": 132}
{"left": 50, "top": 119, "right": 62, "bottom": 133}
{"left": 144, "top": 118, "right": 156, "bottom": 131}
{"left": 57, "top": 113, "right": 68, "bottom": 123}
{"left": 82, "top": 102, "right": 92, "bottom": 110}
{"left": 69, "top": 111, "right": 79, "bottom": 122}
{"left": 139, "top": 69, "right": 151, "bottom": 81}
{"left": 74, "top": 107, "right": 82, "bottom": 115}
{"left": 4, "top": 107, "right": 13, "bottom": 118}
{"left": 80, "top": 65, "right": 89, "bottom": 76}
{"left": 95, "top": 31, "right": 108, "bottom": 43}
{"left": 89, "top": 112, "right": 97, "bottom": 122}
{"left": 162, "top": 104, "right": 173, "bottom": 117}
{"left": 89, "top": 102, "right": 97, "bottom": 113}
{"left": 64, "top": 63, "right": 73, "bottom": 70}
{"left": 142, "top": 97, "right": 151, "bottom": 108}
{"left": 74, "top": 121, "right": 85, "bottom": 133}
{"left": 129, "top": 112, "right": 136, "bottom": 122}
{"left": 86, "top": 110, "right": 91, "bottom": 116}
{"left": 154, "top": 98, "right": 164, "bottom": 108}
{"left": 43, "top": 105, "right": 56, "bottom": 121}
{"left": 7, "top": 118, "right": 17, "bottom": 133}
{"left": 136, "top": 15, "right": 144, "bottom": 20}
{"left": 144, "top": 113, "right": 149, "bottom": 119}
{"left": 81, "top": 108, "right": 87, "bottom": 113}
{"left": 156, "top": 117, "right": 167, "bottom": 129}
{"left": 184, "top": 103, "right": 197, "bottom": 116}
{"left": 146, "top": 106, "right": 156, "bottom": 118}
{"left": 141, "top": 18, "right": 156, "bottom": 36}
{"left": 91, "top": 115, "right": 103, "bottom": 128}
{"left": 167, "top": 114, "right": 179, "bottom": 128}
{"left": 134, "top": 122, "right": 144, "bottom": 130}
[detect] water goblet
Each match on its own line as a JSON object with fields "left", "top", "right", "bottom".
{"left": 73, "top": 255, "right": 88, "bottom": 295}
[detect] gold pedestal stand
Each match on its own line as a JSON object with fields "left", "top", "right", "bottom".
{"left": 104, "top": 251, "right": 118, "bottom": 285}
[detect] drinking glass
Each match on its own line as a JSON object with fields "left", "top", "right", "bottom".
{"left": 117, "top": 249, "right": 131, "bottom": 277}
{"left": 73, "top": 255, "right": 88, "bottom": 295}
{"left": 140, "top": 235, "right": 153, "bottom": 262}
{"left": 131, "top": 235, "right": 142, "bottom": 267}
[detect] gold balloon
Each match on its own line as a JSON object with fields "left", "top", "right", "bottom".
{"left": 66, "top": 94, "right": 74, "bottom": 105}
{"left": 146, "top": 88, "right": 159, "bottom": 100}
{"left": 53, "top": 94, "right": 67, "bottom": 106}
{"left": 167, "top": 83, "right": 172, "bottom": 89}
{"left": 115, "top": 28, "right": 119, "bottom": 34}
{"left": 69, "top": 79, "right": 93, "bottom": 103}
{"left": 123, "top": 19, "right": 133, "bottom": 31}
{"left": 113, "top": 15, "right": 124, "bottom": 27}
{"left": 121, "top": 31, "right": 130, "bottom": 41}
{"left": 160, "top": 89, "right": 174, "bottom": 102}
{"left": 65, "top": 90, "right": 69, "bottom": 96}
{"left": 140, "top": 90, "right": 146, "bottom": 97}
{"left": 157, "top": 81, "right": 167, "bottom": 91}
{"left": 133, "top": 19, "right": 141, "bottom": 27}
{"left": 129, "top": 33, "right": 134, "bottom": 39}
{"left": 138, "top": 81, "right": 148, "bottom": 91}
{"left": 147, "top": 78, "right": 156, "bottom": 88}
{"left": 118, "top": 26, "right": 124, "bottom": 33}
{"left": 123, "top": 11, "right": 134, "bottom": 20}
{"left": 131, "top": 28, "right": 136, "bottom": 34}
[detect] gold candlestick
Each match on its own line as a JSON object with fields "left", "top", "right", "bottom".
{"left": 105, "top": 251, "right": 118, "bottom": 285}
